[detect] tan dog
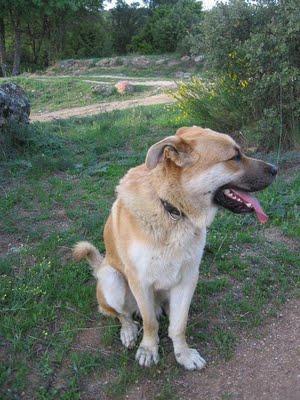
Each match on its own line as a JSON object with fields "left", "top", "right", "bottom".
{"left": 74, "top": 126, "right": 277, "bottom": 370}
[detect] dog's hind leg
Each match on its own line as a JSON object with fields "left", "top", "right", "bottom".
{"left": 96, "top": 262, "right": 139, "bottom": 349}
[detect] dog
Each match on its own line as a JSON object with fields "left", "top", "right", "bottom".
{"left": 73, "top": 126, "right": 277, "bottom": 370}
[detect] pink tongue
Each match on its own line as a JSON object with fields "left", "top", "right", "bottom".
{"left": 232, "top": 189, "right": 268, "bottom": 224}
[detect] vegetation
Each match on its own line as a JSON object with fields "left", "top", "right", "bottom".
{"left": 0, "top": 0, "right": 202, "bottom": 74}
{"left": 0, "top": 0, "right": 299, "bottom": 397}
{"left": 1, "top": 76, "right": 149, "bottom": 113}
{"left": 131, "top": 0, "right": 202, "bottom": 54}
{"left": 0, "top": 105, "right": 299, "bottom": 398}
{"left": 174, "top": 0, "right": 300, "bottom": 150}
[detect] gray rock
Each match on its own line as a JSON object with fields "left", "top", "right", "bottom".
{"left": 92, "top": 84, "right": 115, "bottom": 96}
{"left": 155, "top": 58, "right": 166, "bottom": 66}
{"left": 175, "top": 71, "right": 192, "bottom": 79}
{"left": 180, "top": 55, "right": 190, "bottom": 62}
{"left": 194, "top": 55, "right": 204, "bottom": 63}
{"left": 59, "top": 59, "right": 75, "bottom": 69}
{"left": 95, "top": 58, "right": 110, "bottom": 67}
{"left": 167, "top": 60, "right": 181, "bottom": 67}
{"left": 131, "top": 56, "right": 150, "bottom": 68}
{"left": 0, "top": 82, "right": 30, "bottom": 127}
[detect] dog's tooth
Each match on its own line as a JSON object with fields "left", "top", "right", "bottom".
{"left": 224, "top": 189, "right": 230, "bottom": 195}
{"left": 237, "top": 198, "right": 242, "bottom": 202}
{"left": 246, "top": 202, "right": 252, "bottom": 207}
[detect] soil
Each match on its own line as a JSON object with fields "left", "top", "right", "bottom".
{"left": 126, "top": 298, "right": 300, "bottom": 400}
{"left": 30, "top": 93, "right": 175, "bottom": 122}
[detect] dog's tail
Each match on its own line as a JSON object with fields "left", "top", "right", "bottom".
{"left": 73, "top": 241, "right": 103, "bottom": 276}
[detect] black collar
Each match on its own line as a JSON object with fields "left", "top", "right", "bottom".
{"left": 160, "top": 199, "right": 185, "bottom": 221}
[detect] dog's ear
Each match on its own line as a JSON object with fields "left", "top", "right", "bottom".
{"left": 145, "top": 136, "right": 195, "bottom": 170}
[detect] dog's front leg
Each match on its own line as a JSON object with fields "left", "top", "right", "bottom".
{"left": 127, "top": 274, "right": 159, "bottom": 367}
{"left": 168, "top": 269, "right": 206, "bottom": 370}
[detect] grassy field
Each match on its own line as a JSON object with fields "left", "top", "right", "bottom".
{"left": 0, "top": 76, "right": 150, "bottom": 113}
{"left": 0, "top": 105, "right": 299, "bottom": 399}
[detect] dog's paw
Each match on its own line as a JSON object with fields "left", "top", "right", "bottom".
{"left": 120, "top": 322, "right": 138, "bottom": 349}
{"left": 135, "top": 345, "right": 159, "bottom": 367}
{"left": 175, "top": 348, "right": 206, "bottom": 370}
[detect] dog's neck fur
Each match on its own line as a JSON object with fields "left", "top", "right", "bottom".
{"left": 116, "top": 163, "right": 217, "bottom": 241}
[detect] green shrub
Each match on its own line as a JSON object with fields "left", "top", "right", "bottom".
{"left": 0, "top": 122, "right": 65, "bottom": 161}
{"left": 179, "top": 0, "right": 300, "bottom": 150}
{"left": 173, "top": 75, "right": 249, "bottom": 133}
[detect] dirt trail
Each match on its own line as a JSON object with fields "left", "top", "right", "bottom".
{"left": 127, "top": 298, "right": 300, "bottom": 400}
{"left": 82, "top": 78, "right": 176, "bottom": 88}
{"left": 32, "top": 74, "right": 177, "bottom": 88}
{"left": 30, "top": 93, "right": 175, "bottom": 122}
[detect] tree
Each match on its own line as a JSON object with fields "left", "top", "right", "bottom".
{"left": 0, "top": 15, "right": 6, "bottom": 76}
{"left": 110, "top": 0, "right": 148, "bottom": 54}
{"left": 132, "top": 0, "right": 203, "bottom": 53}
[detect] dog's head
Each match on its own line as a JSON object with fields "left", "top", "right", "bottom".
{"left": 146, "top": 126, "right": 277, "bottom": 223}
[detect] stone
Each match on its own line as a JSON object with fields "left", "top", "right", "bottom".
{"left": 109, "top": 57, "right": 123, "bottom": 67}
{"left": 95, "top": 58, "right": 110, "bottom": 67}
{"left": 0, "top": 82, "right": 30, "bottom": 127}
{"left": 175, "top": 71, "right": 192, "bottom": 79}
{"left": 59, "top": 59, "right": 75, "bottom": 69}
{"left": 131, "top": 56, "right": 150, "bottom": 68}
{"left": 92, "top": 84, "right": 115, "bottom": 96}
{"left": 167, "top": 60, "right": 181, "bottom": 67}
{"left": 194, "top": 55, "right": 204, "bottom": 63}
{"left": 180, "top": 55, "right": 190, "bottom": 62}
{"left": 115, "top": 81, "right": 135, "bottom": 94}
{"left": 155, "top": 59, "right": 166, "bottom": 66}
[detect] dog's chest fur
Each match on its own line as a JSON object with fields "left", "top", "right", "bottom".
{"left": 129, "top": 226, "right": 206, "bottom": 291}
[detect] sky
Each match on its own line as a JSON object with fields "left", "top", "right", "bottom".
{"left": 105, "top": 0, "right": 217, "bottom": 11}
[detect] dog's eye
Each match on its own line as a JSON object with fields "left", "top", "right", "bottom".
{"left": 230, "top": 152, "right": 241, "bottom": 162}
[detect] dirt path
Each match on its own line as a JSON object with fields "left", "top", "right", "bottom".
{"left": 82, "top": 78, "right": 176, "bottom": 88}
{"left": 33, "top": 74, "right": 177, "bottom": 88}
{"left": 128, "top": 298, "right": 300, "bottom": 400}
{"left": 30, "top": 93, "right": 175, "bottom": 122}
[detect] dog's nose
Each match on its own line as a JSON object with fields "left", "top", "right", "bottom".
{"left": 268, "top": 164, "right": 278, "bottom": 176}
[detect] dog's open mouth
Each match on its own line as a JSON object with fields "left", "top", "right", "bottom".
{"left": 214, "top": 187, "right": 268, "bottom": 224}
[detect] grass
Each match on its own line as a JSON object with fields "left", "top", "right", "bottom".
{"left": 0, "top": 105, "right": 299, "bottom": 399}
{"left": 0, "top": 76, "right": 150, "bottom": 113}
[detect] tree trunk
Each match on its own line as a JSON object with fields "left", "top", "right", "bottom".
{"left": 0, "top": 17, "right": 7, "bottom": 77}
{"left": 12, "top": 16, "right": 21, "bottom": 76}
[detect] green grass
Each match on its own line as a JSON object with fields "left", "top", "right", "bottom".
{"left": 0, "top": 105, "right": 299, "bottom": 399}
{"left": 0, "top": 76, "right": 150, "bottom": 113}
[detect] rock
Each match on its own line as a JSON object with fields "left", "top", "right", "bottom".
{"left": 95, "top": 58, "right": 110, "bottom": 67}
{"left": 59, "top": 59, "right": 75, "bottom": 69}
{"left": 175, "top": 71, "right": 192, "bottom": 79}
{"left": 115, "top": 81, "right": 135, "bottom": 94}
{"left": 109, "top": 57, "right": 123, "bottom": 67}
{"left": 122, "top": 57, "right": 131, "bottom": 66}
{"left": 155, "top": 58, "right": 166, "bottom": 66}
{"left": 167, "top": 60, "right": 181, "bottom": 67}
{"left": 180, "top": 55, "right": 190, "bottom": 62}
{"left": 194, "top": 55, "right": 204, "bottom": 63}
{"left": 92, "top": 84, "right": 115, "bottom": 96}
{"left": 0, "top": 82, "right": 30, "bottom": 127}
{"left": 131, "top": 56, "right": 150, "bottom": 68}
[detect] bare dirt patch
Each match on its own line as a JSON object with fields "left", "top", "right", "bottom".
{"left": 124, "top": 298, "right": 300, "bottom": 400}
{"left": 30, "top": 94, "right": 175, "bottom": 122}
{"left": 263, "top": 227, "right": 299, "bottom": 250}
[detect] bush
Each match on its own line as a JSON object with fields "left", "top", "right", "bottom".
{"left": 173, "top": 75, "right": 249, "bottom": 133}
{"left": 178, "top": 0, "right": 300, "bottom": 150}
{"left": 0, "top": 122, "right": 65, "bottom": 161}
